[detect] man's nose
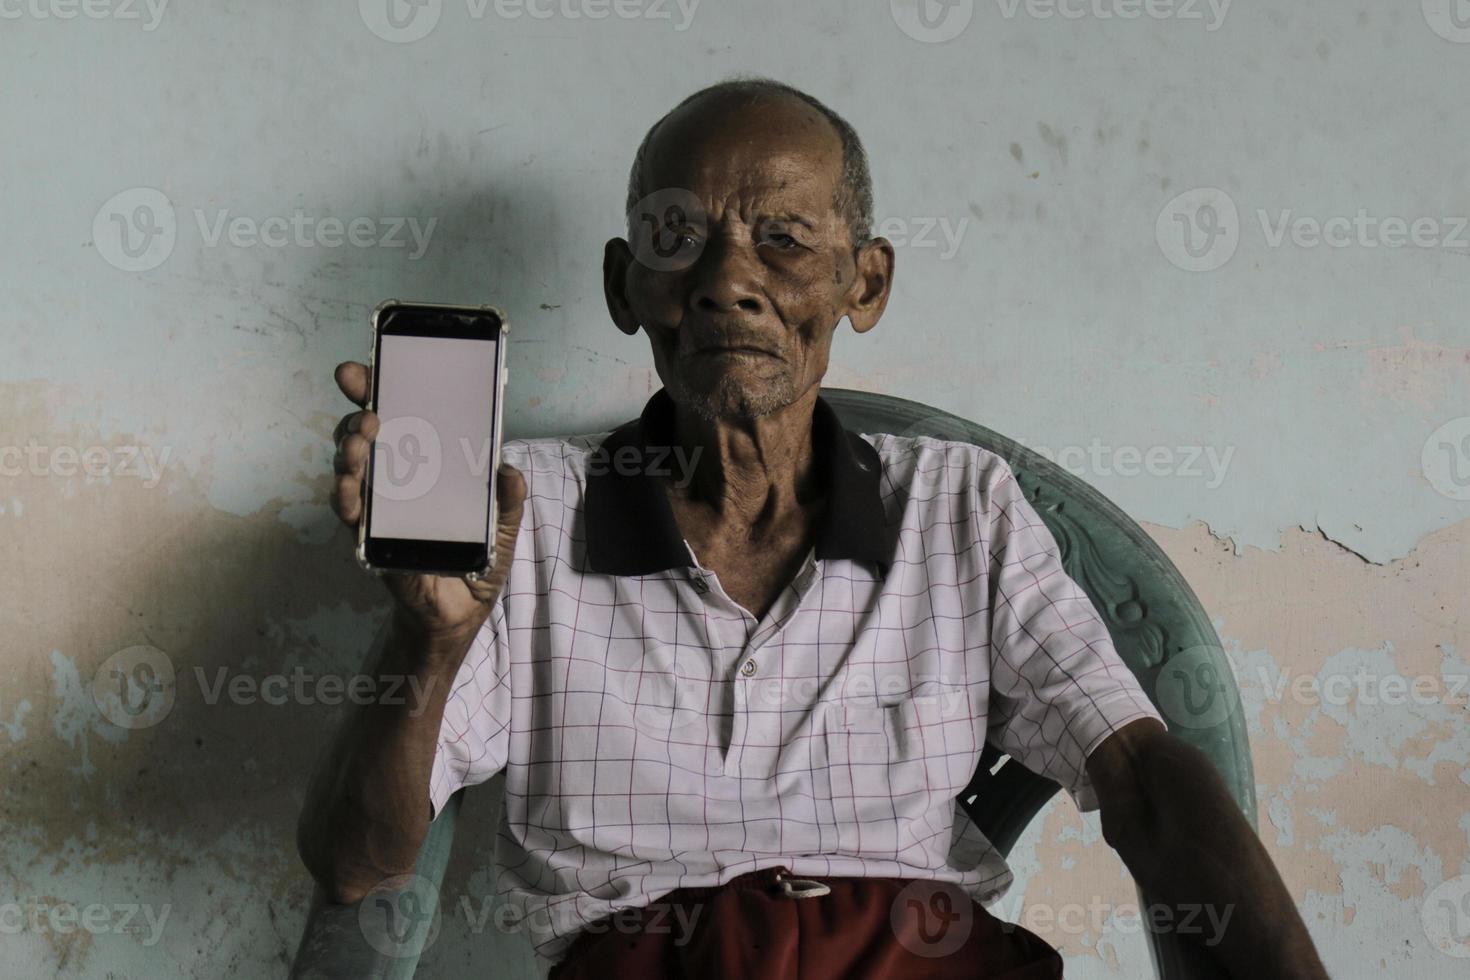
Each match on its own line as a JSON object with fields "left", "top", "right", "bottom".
{"left": 689, "top": 238, "right": 766, "bottom": 315}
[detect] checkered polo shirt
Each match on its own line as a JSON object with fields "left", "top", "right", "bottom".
{"left": 429, "top": 387, "right": 1164, "bottom": 971}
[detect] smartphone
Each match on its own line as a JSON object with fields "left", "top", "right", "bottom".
{"left": 356, "top": 300, "right": 509, "bottom": 579}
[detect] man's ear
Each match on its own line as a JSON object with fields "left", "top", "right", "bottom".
{"left": 603, "top": 238, "right": 641, "bottom": 337}
{"left": 843, "top": 237, "right": 895, "bottom": 335}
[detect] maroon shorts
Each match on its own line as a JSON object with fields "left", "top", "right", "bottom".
{"left": 547, "top": 866, "right": 1063, "bottom": 980}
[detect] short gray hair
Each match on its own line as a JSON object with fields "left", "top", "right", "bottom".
{"left": 624, "top": 76, "right": 874, "bottom": 248}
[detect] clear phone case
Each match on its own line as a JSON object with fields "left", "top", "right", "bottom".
{"left": 355, "top": 299, "right": 509, "bottom": 580}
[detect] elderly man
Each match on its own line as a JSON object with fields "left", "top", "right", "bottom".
{"left": 299, "top": 79, "right": 1327, "bottom": 979}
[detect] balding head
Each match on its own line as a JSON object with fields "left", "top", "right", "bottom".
{"left": 626, "top": 78, "right": 874, "bottom": 248}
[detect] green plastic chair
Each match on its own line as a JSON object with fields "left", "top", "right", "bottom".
{"left": 290, "top": 388, "right": 1255, "bottom": 979}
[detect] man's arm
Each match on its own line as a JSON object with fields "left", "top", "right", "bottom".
{"left": 972, "top": 449, "right": 1320, "bottom": 973}
{"left": 295, "top": 614, "right": 477, "bottom": 904}
{"left": 1086, "top": 718, "right": 1329, "bottom": 979}
{"left": 296, "top": 360, "right": 526, "bottom": 904}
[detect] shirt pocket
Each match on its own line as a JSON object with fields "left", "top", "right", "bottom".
{"left": 822, "top": 684, "right": 974, "bottom": 861}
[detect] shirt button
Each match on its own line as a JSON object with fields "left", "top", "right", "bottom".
{"left": 692, "top": 576, "right": 710, "bottom": 595}
{"left": 740, "top": 659, "right": 757, "bottom": 677}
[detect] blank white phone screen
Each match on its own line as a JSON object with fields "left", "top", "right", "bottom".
{"left": 369, "top": 334, "right": 499, "bottom": 542}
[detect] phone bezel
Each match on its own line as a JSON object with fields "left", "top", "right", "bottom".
{"left": 355, "top": 299, "right": 509, "bottom": 580}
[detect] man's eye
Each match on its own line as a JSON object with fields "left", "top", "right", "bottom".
{"left": 762, "top": 232, "right": 798, "bottom": 249}
{"left": 652, "top": 228, "right": 700, "bottom": 253}
{"left": 658, "top": 224, "right": 699, "bottom": 246}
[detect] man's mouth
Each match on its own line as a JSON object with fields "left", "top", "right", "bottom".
{"left": 693, "top": 346, "right": 777, "bottom": 357}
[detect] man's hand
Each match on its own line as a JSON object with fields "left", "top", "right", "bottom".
{"left": 1086, "top": 719, "right": 1329, "bottom": 979}
{"left": 331, "top": 360, "right": 526, "bottom": 652}
{"left": 297, "top": 361, "right": 527, "bottom": 905}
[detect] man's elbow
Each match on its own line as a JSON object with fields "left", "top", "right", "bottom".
{"left": 300, "top": 850, "right": 389, "bottom": 906}
{"left": 308, "top": 866, "right": 374, "bottom": 906}
{"left": 322, "top": 879, "right": 375, "bottom": 906}
{"left": 296, "top": 815, "right": 380, "bottom": 906}
{"left": 1094, "top": 727, "right": 1219, "bottom": 858}
{"left": 1102, "top": 730, "right": 1244, "bottom": 855}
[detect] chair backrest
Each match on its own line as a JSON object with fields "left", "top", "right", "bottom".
{"left": 823, "top": 387, "right": 1254, "bottom": 980}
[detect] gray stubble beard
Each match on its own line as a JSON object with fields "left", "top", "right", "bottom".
{"left": 669, "top": 366, "right": 798, "bottom": 423}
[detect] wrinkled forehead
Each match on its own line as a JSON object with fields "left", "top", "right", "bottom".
{"left": 638, "top": 95, "right": 846, "bottom": 228}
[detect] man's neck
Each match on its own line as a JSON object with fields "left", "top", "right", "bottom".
{"left": 665, "top": 388, "right": 825, "bottom": 532}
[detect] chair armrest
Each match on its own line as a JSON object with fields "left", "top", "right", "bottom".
{"left": 1143, "top": 909, "right": 1232, "bottom": 980}
{"left": 958, "top": 757, "right": 1061, "bottom": 857}
{"left": 291, "top": 790, "right": 465, "bottom": 979}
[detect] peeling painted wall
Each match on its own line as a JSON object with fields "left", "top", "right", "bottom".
{"left": 3, "top": 2, "right": 1467, "bottom": 977}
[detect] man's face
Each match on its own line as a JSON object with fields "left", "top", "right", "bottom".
{"left": 605, "top": 94, "right": 893, "bottom": 422}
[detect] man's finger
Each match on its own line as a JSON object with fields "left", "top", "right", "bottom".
{"left": 332, "top": 410, "right": 379, "bottom": 448}
{"left": 462, "top": 465, "right": 527, "bottom": 601}
{"left": 332, "top": 472, "right": 363, "bottom": 526}
{"left": 334, "top": 432, "right": 372, "bottom": 476}
{"left": 495, "top": 462, "right": 528, "bottom": 527}
{"left": 335, "top": 361, "right": 370, "bottom": 409}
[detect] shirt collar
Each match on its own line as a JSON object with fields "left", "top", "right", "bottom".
{"left": 584, "top": 387, "right": 892, "bottom": 576}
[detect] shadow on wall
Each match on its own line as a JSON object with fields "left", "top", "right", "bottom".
{"left": 5, "top": 180, "right": 564, "bottom": 977}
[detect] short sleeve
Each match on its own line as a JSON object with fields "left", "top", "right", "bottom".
{"left": 427, "top": 441, "right": 537, "bottom": 819}
{"left": 428, "top": 593, "right": 514, "bottom": 819}
{"left": 979, "top": 454, "right": 1165, "bottom": 812}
